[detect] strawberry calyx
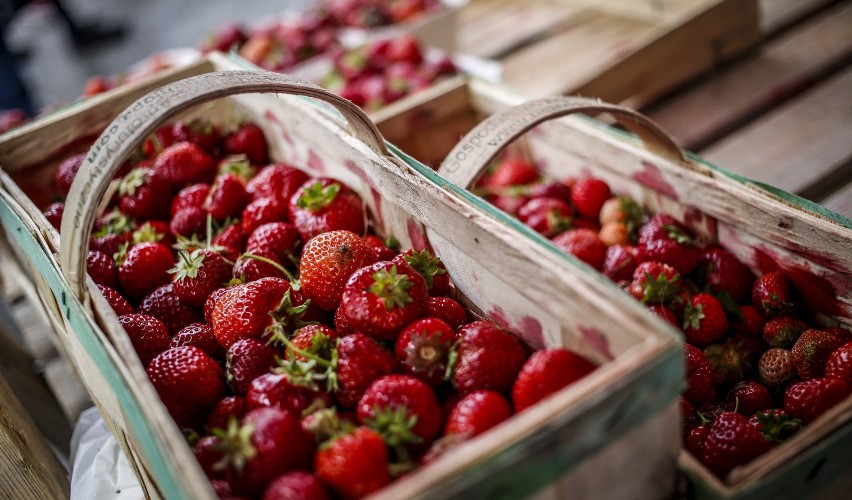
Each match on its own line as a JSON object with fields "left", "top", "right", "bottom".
{"left": 365, "top": 404, "right": 420, "bottom": 460}
{"left": 443, "top": 339, "right": 462, "bottom": 382}
{"left": 132, "top": 222, "right": 165, "bottom": 244}
{"left": 703, "top": 339, "right": 750, "bottom": 385}
{"left": 545, "top": 209, "right": 573, "bottom": 234}
{"left": 683, "top": 302, "right": 705, "bottom": 331}
{"left": 404, "top": 332, "right": 452, "bottom": 378}
{"left": 754, "top": 410, "right": 801, "bottom": 443}
{"left": 402, "top": 250, "right": 447, "bottom": 289}
{"left": 113, "top": 241, "right": 129, "bottom": 267}
{"left": 263, "top": 289, "right": 314, "bottom": 346}
{"left": 211, "top": 417, "right": 257, "bottom": 472}
{"left": 95, "top": 209, "right": 134, "bottom": 238}
{"left": 663, "top": 224, "right": 699, "bottom": 247}
{"left": 296, "top": 181, "right": 341, "bottom": 212}
{"left": 641, "top": 271, "right": 682, "bottom": 305}
{"left": 218, "top": 155, "right": 255, "bottom": 179}
{"left": 168, "top": 249, "right": 206, "bottom": 281}
{"left": 278, "top": 336, "right": 340, "bottom": 393}
{"left": 368, "top": 266, "right": 414, "bottom": 311}
{"left": 384, "top": 235, "right": 401, "bottom": 252}
{"left": 117, "top": 168, "right": 147, "bottom": 197}
{"left": 308, "top": 408, "right": 355, "bottom": 447}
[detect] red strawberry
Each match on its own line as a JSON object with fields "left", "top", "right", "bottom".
{"left": 758, "top": 348, "right": 796, "bottom": 388}
{"left": 170, "top": 323, "right": 225, "bottom": 362}
{"left": 748, "top": 409, "right": 801, "bottom": 443}
{"left": 394, "top": 317, "right": 455, "bottom": 385}
{"left": 223, "top": 123, "right": 268, "bottom": 165}
{"left": 512, "top": 348, "right": 597, "bottom": 412}
{"left": 752, "top": 271, "right": 794, "bottom": 317}
{"left": 55, "top": 153, "right": 85, "bottom": 196}
{"left": 118, "top": 313, "right": 170, "bottom": 365}
{"left": 727, "top": 380, "right": 773, "bottom": 415}
{"left": 118, "top": 167, "right": 171, "bottom": 220}
{"left": 826, "top": 341, "right": 852, "bottom": 385}
{"left": 87, "top": 250, "right": 117, "bottom": 288}
{"left": 334, "top": 333, "right": 399, "bottom": 408}
{"left": 137, "top": 284, "right": 203, "bottom": 336}
{"left": 791, "top": 328, "right": 852, "bottom": 380}
{"left": 683, "top": 293, "right": 729, "bottom": 346}
{"left": 315, "top": 427, "right": 391, "bottom": 500}
{"left": 684, "top": 344, "right": 715, "bottom": 405}
{"left": 233, "top": 249, "right": 288, "bottom": 282}
{"left": 262, "top": 471, "right": 330, "bottom": 500}
{"left": 698, "top": 247, "right": 754, "bottom": 303}
{"left": 784, "top": 377, "right": 852, "bottom": 424}
{"left": 363, "top": 234, "right": 396, "bottom": 261}
{"left": 205, "top": 174, "right": 249, "bottom": 221}
{"left": 685, "top": 424, "right": 710, "bottom": 458}
{"left": 602, "top": 244, "right": 639, "bottom": 282}
{"left": 206, "top": 396, "right": 246, "bottom": 433}
{"left": 299, "top": 230, "right": 377, "bottom": 311}
{"left": 171, "top": 118, "right": 221, "bottom": 154}
{"left": 200, "top": 23, "right": 248, "bottom": 54}
{"left": 285, "top": 324, "right": 338, "bottom": 361}
{"left": 43, "top": 202, "right": 64, "bottom": 230}
{"left": 213, "top": 222, "right": 248, "bottom": 260}
{"left": 703, "top": 411, "right": 771, "bottom": 476}
{"left": 637, "top": 214, "right": 702, "bottom": 275}
{"left": 679, "top": 396, "right": 700, "bottom": 431}
{"left": 96, "top": 285, "right": 134, "bottom": 316}
{"left": 289, "top": 178, "right": 366, "bottom": 242}
{"left": 517, "top": 197, "right": 572, "bottom": 238}
{"left": 427, "top": 296, "right": 466, "bottom": 330}
{"left": 357, "top": 374, "right": 442, "bottom": 449}
{"left": 552, "top": 228, "right": 607, "bottom": 271}
{"left": 486, "top": 158, "right": 538, "bottom": 188}
{"left": 730, "top": 305, "right": 764, "bottom": 338}
{"left": 488, "top": 193, "right": 529, "bottom": 216}
{"left": 246, "top": 163, "right": 309, "bottom": 202}
{"left": 450, "top": 321, "right": 526, "bottom": 394}
{"left": 131, "top": 220, "right": 174, "bottom": 247}
{"left": 211, "top": 277, "right": 303, "bottom": 348}
{"left": 204, "top": 286, "right": 230, "bottom": 324}
{"left": 648, "top": 305, "right": 680, "bottom": 330}
{"left": 334, "top": 306, "right": 356, "bottom": 336}
{"left": 762, "top": 315, "right": 808, "bottom": 349}
{"left": 445, "top": 390, "right": 512, "bottom": 438}
{"left": 169, "top": 249, "right": 232, "bottom": 308}
{"left": 392, "top": 249, "right": 451, "bottom": 297}
{"left": 242, "top": 197, "right": 289, "bottom": 234}
{"left": 246, "top": 222, "right": 301, "bottom": 262}
{"left": 141, "top": 125, "right": 175, "bottom": 158}
{"left": 153, "top": 142, "right": 217, "bottom": 188}
{"left": 627, "top": 261, "right": 681, "bottom": 305}
{"left": 170, "top": 207, "right": 208, "bottom": 238}
{"left": 146, "top": 346, "right": 225, "bottom": 428}
{"left": 227, "top": 338, "right": 282, "bottom": 395}
{"left": 529, "top": 181, "right": 572, "bottom": 203}
{"left": 116, "top": 242, "right": 174, "bottom": 299}
{"left": 246, "top": 372, "right": 332, "bottom": 415}
{"left": 571, "top": 177, "right": 611, "bottom": 220}
{"left": 171, "top": 183, "right": 210, "bottom": 217}
{"left": 340, "top": 261, "right": 428, "bottom": 342}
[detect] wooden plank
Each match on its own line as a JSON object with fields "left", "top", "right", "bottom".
{"left": 645, "top": 1, "right": 852, "bottom": 150}
{"left": 759, "top": 0, "right": 837, "bottom": 35}
{"left": 819, "top": 182, "right": 852, "bottom": 218}
{"left": 700, "top": 66, "right": 852, "bottom": 200}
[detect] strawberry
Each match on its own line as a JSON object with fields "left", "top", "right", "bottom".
{"left": 730, "top": 305, "right": 764, "bottom": 338}
{"left": 289, "top": 178, "right": 366, "bottom": 242}
{"left": 116, "top": 242, "right": 174, "bottom": 299}
{"left": 703, "top": 411, "right": 772, "bottom": 476}
{"left": 598, "top": 222, "right": 630, "bottom": 246}
{"left": 213, "top": 222, "right": 248, "bottom": 259}
{"left": 599, "top": 196, "right": 643, "bottom": 226}
{"left": 427, "top": 296, "right": 466, "bottom": 330}
{"left": 512, "top": 348, "right": 597, "bottom": 412}
{"left": 826, "top": 341, "right": 852, "bottom": 385}
{"left": 227, "top": 338, "right": 281, "bottom": 395}
{"left": 206, "top": 174, "right": 249, "bottom": 221}
{"left": 387, "top": 34, "right": 424, "bottom": 64}
{"left": 762, "top": 315, "right": 807, "bottom": 349}
{"left": 170, "top": 323, "right": 225, "bottom": 362}
{"left": 118, "top": 167, "right": 171, "bottom": 220}
{"left": 132, "top": 220, "right": 174, "bottom": 247}
{"left": 334, "top": 306, "right": 356, "bottom": 336}
{"left": 153, "top": 141, "right": 217, "bottom": 188}
{"left": 199, "top": 23, "right": 247, "bottom": 54}
{"left": 517, "top": 197, "right": 572, "bottom": 238}
{"left": 170, "top": 207, "right": 208, "bottom": 238}
{"left": 169, "top": 249, "right": 232, "bottom": 308}
{"left": 300, "top": 230, "right": 377, "bottom": 311}
{"left": 602, "top": 244, "right": 639, "bottom": 282}
{"left": 752, "top": 271, "right": 794, "bottom": 317}
{"left": 357, "top": 374, "right": 442, "bottom": 451}
{"left": 627, "top": 261, "right": 681, "bottom": 305}
{"left": 450, "top": 321, "right": 526, "bottom": 394}
{"left": 171, "top": 118, "right": 221, "bottom": 154}
{"left": 55, "top": 153, "right": 85, "bottom": 196}
{"left": 315, "top": 427, "right": 391, "bottom": 500}
{"left": 118, "top": 313, "right": 170, "bottom": 366}
{"left": 285, "top": 324, "right": 338, "bottom": 361}
{"left": 96, "top": 285, "right": 134, "bottom": 316}
{"left": 246, "top": 163, "right": 309, "bottom": 202}
{"left": 486, "top": 158, "right": 538, "bottom": 188}
{"left": 392, "top": 249, "right": 450, "bottom": 297}
{"left": 637, "top": 214, "right": 701, "bottom": 275}
{"left": 684, "top": 343, "right": 716, "bottom": 405}
{"left": 685, "top": 424, "right": 710, "bottom": 458}
{"left": 324, "top": 333, "right": 398, "bottom": 408}
{"left": 648, "top": 305, "right": 680, "bottom": 330}
{"left": 363, "top": 234, "right": 397, "bottom": 261}
{"left": 784, "top": 377, "right": 852, "bottom": 424}
{"left": 246, "top": 372, "right": 332, "bottom": 415}
{"left": 704, "top": 337, "right": 759, "bottom": 385}
{"left": 246, "top": 222, "right": 301, "bottom": 262}
{"left": 679, "top": 396, "right": 700, "bottom": 431}
{"left": 445, "top": 390, "right": 512, "bottom": 438}
{"left": 204, "top": 286, "right": 230, "bottom": 324}
{"left": 749, "top": 408, "right": 801, "bottom": 443}
{"left": 43, "top": 202, "right": 64, "bottom": 230}
{"left": 87, "top": 250, "right": 118, "bottom": 288}
{"left": 242, "top": 197, "right": 289, "bottom": 234}
{"left": 394, "top": 317, "right": 455, "bottom": 386}
{"left": 171, "top": 183, "right": 210, "bottom": 217}
{"left": 137, "top": 284, "right": 203, "bottom": 336}
{"left": 340, "top": 261, "right": 428, "bottom": 341}
{"left": 141, "top": 125, "right": 175, "bottom": 158}
{"left": 683, "top": 293, "right": 728, "bottom": 346}
{"left": 222, "top": 123, "right": 269, "bottom": 165}
{"left": 727, "top": 380, "right": 773, "bottom": 415}
{"left": 571, "top": 177, "right": 611, "bottom": 220}
{"left": 791, "top": 328, "right": 852, "bottom": 380}
{"left": 552, "top": 228, "right": 607, "bottom": 271}
{"left": 697, "top": 247, "right": 754, "bottom": 303}
{"left": 233, "top": 250, "right": 288, "bottom": 282}
{"left": 146, "top": 346, "right": 225, "bottom": 428}
{"left": 758, "top": 348, "right": 796, "bottom": 388}
{"left": 205, "top": 396, "right": 246, "bottom": 433}
{"left": 488, "top": 193, "right": 529, "bottom": 216}
{"left": 262, "top": 471, "right": 330, "bottom": 500}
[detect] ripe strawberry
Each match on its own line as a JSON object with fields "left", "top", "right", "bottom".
{"left": 171, "top": 183, "right": 210, "bottom": 217}
{"left": 285, "top": 324, "right": 338, "bottom": 361}
{"left": 730, "top": 305, "right": 764, "bottom": 338}
{"left": 289, "top": 178, "right": 366, "bottom": 242}
{"left": 637, "top": 214, "right": 701, "bottom": 275}
{"left": 552, "top": 228, "right": 607, "bottom": 271}
{"left": 222, "top": 123, "right": 268, "bottom": 165}
{"left": 762, "top": 315, "right": 808, "bottom": 349}
{"left": 826, "top": 341, "right": 852, "bottom": 385}
{"left": 300, "top": 230, "right": 377, "bottom": 311}
{"left": 512, "top": 348, "right": 597, "bottom": 412}
{"left": 205, "top": 174, "right": 249, "bottom": 221}
{"left": 43, "top": 202, "right": 64, "bottom": 230}
{"left": 648, "top": 305, "right": 680, "bottom": 330}
{"left": 392, "top": 249, "right": 451, "bottom": 297}
{"left": 784, "top": 377, "right": 852, "bottom": 424}
{"left": 427, "top": 296, "right": 466, "bottom": 330}
{"left": 169, "top": 249, "right": 232, "bottom": 308}
{"left": 602, "top": 244, "right": 638, "bottom": 282}
{"left": 213, "top": 222, "right": 248, "bottom": 260}
{"left": 247, "top": 222, "right": 301, "bottom": 262}
{"left": 315, "top": 427, "right": 391, "bottom": 500}
{"left": 233, "top": 249, "right": 288, "bottom": 282}
{"left": 727, "top": 380, "right": 773, "bottom": 415}
{"left": 132, "top": 220, "right": 174, "bottom": 247}
{"left": 529, "top": 181, "right": 572, "bottom": 203}
{"left": 357, "top": 374, "right": 442, "bottom": 449}
{"left": 679, "top": 396, "right": 700, "bottom": 431}
{"left": 199, "top": 23, "right": 248, "bottom": 54}
{"left": 205, "top": 396, "right": 246, "bottom": 433}
{"left": 87, "top": 250, "right": 117, "bottom": 288}
{"left": 331, "top": 333, "right": 399, "bottom": 408}
{"left": 171, "top": 118, "right": 221, "bottom": 154}
{"left": 517, "top": 197, "right": 572, "bottom": 238}
{"left": 394, "top": 317, "right": 455, "bottom": 385}
{"left": 791, "top": 328, "right": 852, "bottom": 380}
{"left": 685, "top": 424, "right": 710, "bottom": 458}
{"left": 96, "top": 285, "right": 134, "bottom": 316}
{"left": 697, "top": 247, "right": 754, "bottom": 303}
{"left": 118, "top": 167, "right": 171, "bottom": 220}
{"left": 703, "top": 411, "right": 772, "bottom": 476}
{"left": 683, "top": 293, "right": 728, "bottom": 346}
{"left": 170, "top": 207, "right": 208, "bottom": 238}
{"left": 363, "top": 234, "right": 397, "bottom": 261}
{"left": 204, "top": 286, "right": 230, "bottom": 324}
{"left": 450, "top": 321, "right": 526, "bottom": 394}
{"left": 684, "top": 344, "right": 715, "bottom": 405}
{"left": 137, "top": 284, "right": 203, "bottom": 336}
{"left": 486, "top": 158, "right": 538, "bottom": 188}
{"left": 246, "top": 372, "right": 332, "bottom": 415}
{"left": 752, "top": 271, "right": 794, "bottom": 317}
{"left": 704, "top": 337, "right": 759, "bottom": 385}
{"left": 242, "top": 197, "right": 289, "bottom": 234}
{"left": 146, "top": 346, "right": 225, "bottom": 428}
{"left": 445, "top": 390, "right": 512, "bottom": 438}
{"left": 340, "top": 261, "right": 428, "bottom": 341}
{"left": 758, "top": 348, "right": 796, "bottom": 388}
{"left": 55, "top": 153, "right": 85, "bottom": 196}
{"left": 227, "top": 338, "right": 281, "bottom": 395}
{"left": 571, "top": 177, "right": 611, "bottom": 220}
{"left": 262, "top": 471, "right": 330, "bottom": 500}
{"left": 487, "top": 193, "right": 529, "bottom": 216}
{"left": 116, "top": 242, "right": 174, "bottom": 299}
{"left": 118, "top": 313, "right": 170, "bottom": 366}
{"left": 153, "top": 142, "right": 217, "bottom": 188}
{"left": 627, "top": 261, "right": 681, "bottom": 305}
{"left": 170, "top": 323, "right": 225, "bottom": 362}
{"left": 246, "top": 163, "right": 309, "bottom": 202}
{"left": 748, "top": 408, "right": 801, "bottom": 443}
{"left": 141, "top": 125, "right": 175, "bottom": 158}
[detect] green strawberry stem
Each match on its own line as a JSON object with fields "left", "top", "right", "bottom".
{"left": 365, "top": 404, "right": 420, "bottom": 464}
{"left": 276, "top": 336, "right": 340, "bottom": 393}
{"left": 211, "top": 418, "right": 257, "bottom": 473}
{"left": 296, "top": 181, "right": 340, "bottom": 212}
{"left": 243, "top": 253, "right": 299, "bottom": 286}
{"left": 368, "top": 266, "right": 414, "bottom": 311}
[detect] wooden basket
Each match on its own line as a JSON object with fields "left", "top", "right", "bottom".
{"left": 0, "top": 54, "right": 682, "bottom": 499}
{"left": 374, "top": 75, "right": 852, "bottom": 498}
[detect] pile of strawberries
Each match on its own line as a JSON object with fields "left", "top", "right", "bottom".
{"left": 474, "top": 157, "right": 852, "bottom": 479}
{"left": 43, "top": 120, "right": 599, "bottom": 499}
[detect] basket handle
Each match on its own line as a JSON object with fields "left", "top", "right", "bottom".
{"left": 59, "top": 70, "right": 388, "bottom": 299}
{"left": 438, "top": 96, "right": 686, "bottom": 188}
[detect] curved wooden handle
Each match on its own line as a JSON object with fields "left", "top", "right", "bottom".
{"left": 59, "top": 70, "right": 388, "bottom": 299}
{"left": 438, "top": 96, "right": 686, "bottom": 188}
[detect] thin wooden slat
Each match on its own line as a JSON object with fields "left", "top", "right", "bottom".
{"left": 644, "top": 1, "right": 852, "bottom": 150}
{"left": 819, "top": 182, "right": 852, "bottom": 218}
{"left": 759, "top": 0, "right": 837, "bottom": 35}
{"left": 700, "top": 67, "right": 852, "bottom": 200}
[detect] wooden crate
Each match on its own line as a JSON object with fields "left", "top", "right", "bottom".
{"left": 375, "top": 76, "right": 852, "bottom": 498}
{"left": 0, "top": 53, "right": 682, "bottom": 499}
{"left": 456, "top": 0, "right": 761, "bottom": 107}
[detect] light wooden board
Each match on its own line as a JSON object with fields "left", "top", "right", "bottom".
{"left": 759, "top": 0, "right": 838, "bottom": 35}
{"left": 700, "top": 66, "right": 852, "bottom": 200}
{"left": 819, "top": 182, "right": 852, "bottom": 218}
{"left": 645, "top": 1, "right": 852, "bottom": 150}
